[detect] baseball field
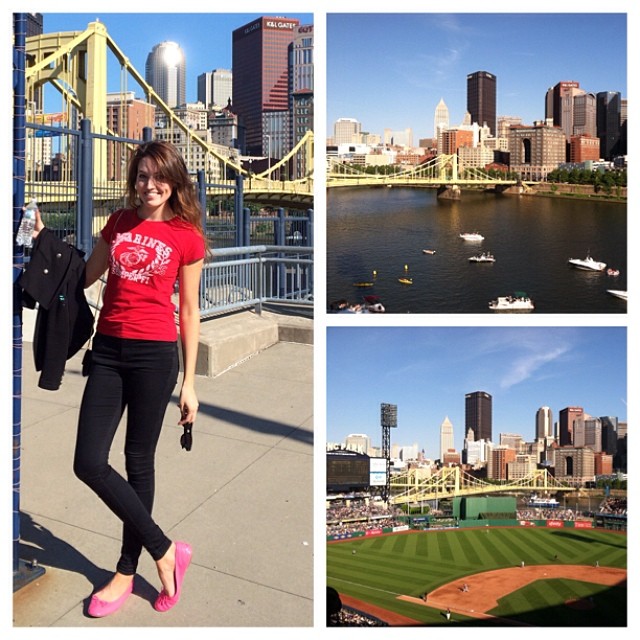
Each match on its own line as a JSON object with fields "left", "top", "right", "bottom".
{"left": 327, "top": 526, "right": 627, "bottom": 626}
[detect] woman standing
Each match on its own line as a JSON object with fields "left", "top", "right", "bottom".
{"left": 36, "top": 140, "right": 206, "bottom": 617}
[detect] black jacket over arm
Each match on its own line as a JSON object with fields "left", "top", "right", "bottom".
{"left": 19, "top": 229, "right": 95, "bottom": 390}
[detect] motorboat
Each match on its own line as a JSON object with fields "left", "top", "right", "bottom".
{"left": 489, "top": 292, "right": 534, "bottom": 311}
{"left": 459, "top": 232, "right": 484, "bottom": 241}
{"left": 469, "top": 252, "right": 495, "bottom": 263}
{"left": 352, "top": 281, "right": 375, "bottom": 287}
{"left": 422, "top": 249, "right": 436, "bottom": 255}
{"left": 398, "top": 277, "right": 413, "bottom": 285}
{"left": 567, "top": 253, "right": 606, "bottom": 271}
{"left": 606, "top": 289, "right": 627, "bottom": 301}
{"left": 607, "top": 268, "right": 620, "bottom": 276}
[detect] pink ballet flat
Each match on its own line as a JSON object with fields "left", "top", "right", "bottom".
{"left": 154, "top": 541, "right": 192, "bottom": 612}
{"left": 87, "top": 580, "right": 133, "bottom": 618}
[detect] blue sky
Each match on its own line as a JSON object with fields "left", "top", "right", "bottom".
{"left": 327, "top": 12, "right": 627, "bottom": 140}
{"left": 41, "top": 12, "right": 313, "bottom": 105}
{"left": 326, "top": 327, "right": 627, "bottom": 458}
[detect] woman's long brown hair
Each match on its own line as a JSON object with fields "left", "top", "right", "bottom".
{"left": 126, "top": 140, "right": 211, "bottom": 256}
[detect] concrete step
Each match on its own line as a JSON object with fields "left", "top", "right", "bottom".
{"left": 195, "top": 309, "right": 312, "bottom": 377}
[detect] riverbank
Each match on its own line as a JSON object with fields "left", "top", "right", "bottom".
{"left": 517, "top": 182, "right": 626, "bottom": 204}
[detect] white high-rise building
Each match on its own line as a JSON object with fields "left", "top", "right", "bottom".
{"left": 145, "top": 41, "right": 186, "bottom": 108}
{"left": 536, "top": 406, "right": 553, "bottom": 440}
{"left": 439, "top": 416, "right": 454, "bottom": 460}
{"left": 333, "top": 118, "right": 362, "bottom": 145}
{"left": 434, "top": 98, "right": 449, "bottom": 153}
{"left": 345, "top": 433, "right": 370, "bottom": 455}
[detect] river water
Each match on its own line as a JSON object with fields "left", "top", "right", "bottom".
{"left": 327, "top": 187, "right": 627, "bottom": 314}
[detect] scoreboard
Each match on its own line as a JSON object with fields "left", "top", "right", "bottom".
{"left": 327, "top": 452, "right": 370, "bottom": 490}
{"left": 326, "top": 452, "right": 388, "bottom": 491}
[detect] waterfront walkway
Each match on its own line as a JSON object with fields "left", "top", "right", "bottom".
{"left": 12, "top": 311, "right": 313, "bottom": 627}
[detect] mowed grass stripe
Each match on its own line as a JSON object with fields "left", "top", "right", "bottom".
{"left": 447, "top": 529, "right": 484, "bottom": 567}
{"left": 489, "top": 528, "right": 551, "bottom": 565}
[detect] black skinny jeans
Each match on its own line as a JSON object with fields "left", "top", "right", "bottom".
{"left": 73, "top": 333, "right": 179, "bottom": 575}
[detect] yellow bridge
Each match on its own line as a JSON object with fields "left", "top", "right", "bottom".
{"left": 23, "top": 20, "right": 313, "bottom": 208}
{"left": 390, "top": 466, "right": 574, "bottom": 506}
{"left": 327, "top": 154, "right": 529, "bottom": 192}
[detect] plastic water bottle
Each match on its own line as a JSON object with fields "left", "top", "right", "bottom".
{"left": 16, "top": 198, "right": 38, "bottom": 248}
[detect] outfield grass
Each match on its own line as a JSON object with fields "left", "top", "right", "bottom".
{"left": 327, "top": 527, "right": 626, "bottom": 626}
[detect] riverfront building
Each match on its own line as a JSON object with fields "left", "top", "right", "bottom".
{"left": 465, "top": 391, "right": 492, "bottom": 443}
{"left": 145, "top": 41, "right": 186, "bottom": 109}
{"left": 554, "top": 447, "right": 595, "bottom": 484}
{"left": 441, "top": 128, "right": 473, "bottom": 155}
{"left": 467, "top": 71, "right": 497, "bottom": 137}
{"left": 570, "top": 134, "right": 600, "bottom": 163}
{"left": 508, "top": 120, "right": 566, "bottom": 180}
{"left": 232, "top": 16, "right": 300, "bottom": 156}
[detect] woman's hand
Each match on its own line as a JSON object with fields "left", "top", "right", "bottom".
{"left": 178, "top": 383, "right": 199, "bottom": 425}
{"left": 33, "top": 207, "right": 45, "bottom": 238}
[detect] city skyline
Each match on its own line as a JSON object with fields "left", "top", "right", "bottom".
{"left": 40, "top": 12, "right": 313, "bottom": 105}
{"left": 327, "top": 12, "right": 627, "bottom": 140}
{"left": 326, "top": 327, "right": 627, "bottom": 459}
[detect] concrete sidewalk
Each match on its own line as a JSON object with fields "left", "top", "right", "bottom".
{"left": 13, "top": 315, "right": 313, "bottom": 627}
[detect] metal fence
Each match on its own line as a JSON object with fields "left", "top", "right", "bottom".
{"left": 200, "top": 245, "right": 313, "bottom": 316}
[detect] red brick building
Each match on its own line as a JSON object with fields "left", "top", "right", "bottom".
{"left": 570, "top": 134, "right": 600, "bottom": 163}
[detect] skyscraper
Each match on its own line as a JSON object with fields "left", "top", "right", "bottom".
{"left": 546, "top": 81, "right": 584, "bottom": 141}
{"left": 466, "top": 71, "right": 496, "bottom": 136}
{"left": 559, "top": 406, "right": 583, "bottom": 446}
{"left": 439, "top": 416, "right": 454, "bottom": 460}
{"left": 333, "top": 118, "right": 361, "bottom": 145}
{"left": 145, "top": 41, "right": 186, "bottom": 109}
{"left": 596, "top": 91, "right": 622, "bottom": 160}
{"left": 433, "top": 98, "right": 449, "bottom": 153}
{"left": 465, "top": 391, "right": 492, "bottom": 442}
{"left": 197, "top": 69, "right": 233, "bottom": 109}
{"left": 535, "top": 406, "right": 553, "bottom": 440}
{"left": 573, "top": 92, "right": 597, "bottom": 137}
{"left": 232, "top": 16, "right": 300, "bottom": 156}
{"left": 290, "top": 23, "right": 314, "bottom": 179}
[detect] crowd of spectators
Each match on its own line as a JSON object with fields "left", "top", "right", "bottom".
{"left": 326, "top": 499, "right": 406, "bottom": 536}
{"left": 326, "top": 516, "right": 403, "bottom": 537}
{"left": 326, "top": 501, "right": 397, "bottom": 522}
{"left": 598, "top": 496, "right": 627, "bottom": 515}
{"left": 327, "top": 587, "right": 387, "bottom": 627}
{"left": 328, "top": 608, "right": 387, "bottom": 626}
{"left": 516, "top": 507, "right": 579, "bottom": 521}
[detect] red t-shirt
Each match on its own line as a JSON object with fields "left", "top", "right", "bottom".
{"left": 97, "top": 208, "right": 205, "bottom": 341}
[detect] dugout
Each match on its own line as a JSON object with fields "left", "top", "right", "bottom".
{"left": 453, "top": 496, "right": 516, "bottom": 521}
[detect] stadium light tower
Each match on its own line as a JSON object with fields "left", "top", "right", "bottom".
{"left": 380, "top": 403, "right": 397, "bottom": 503}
